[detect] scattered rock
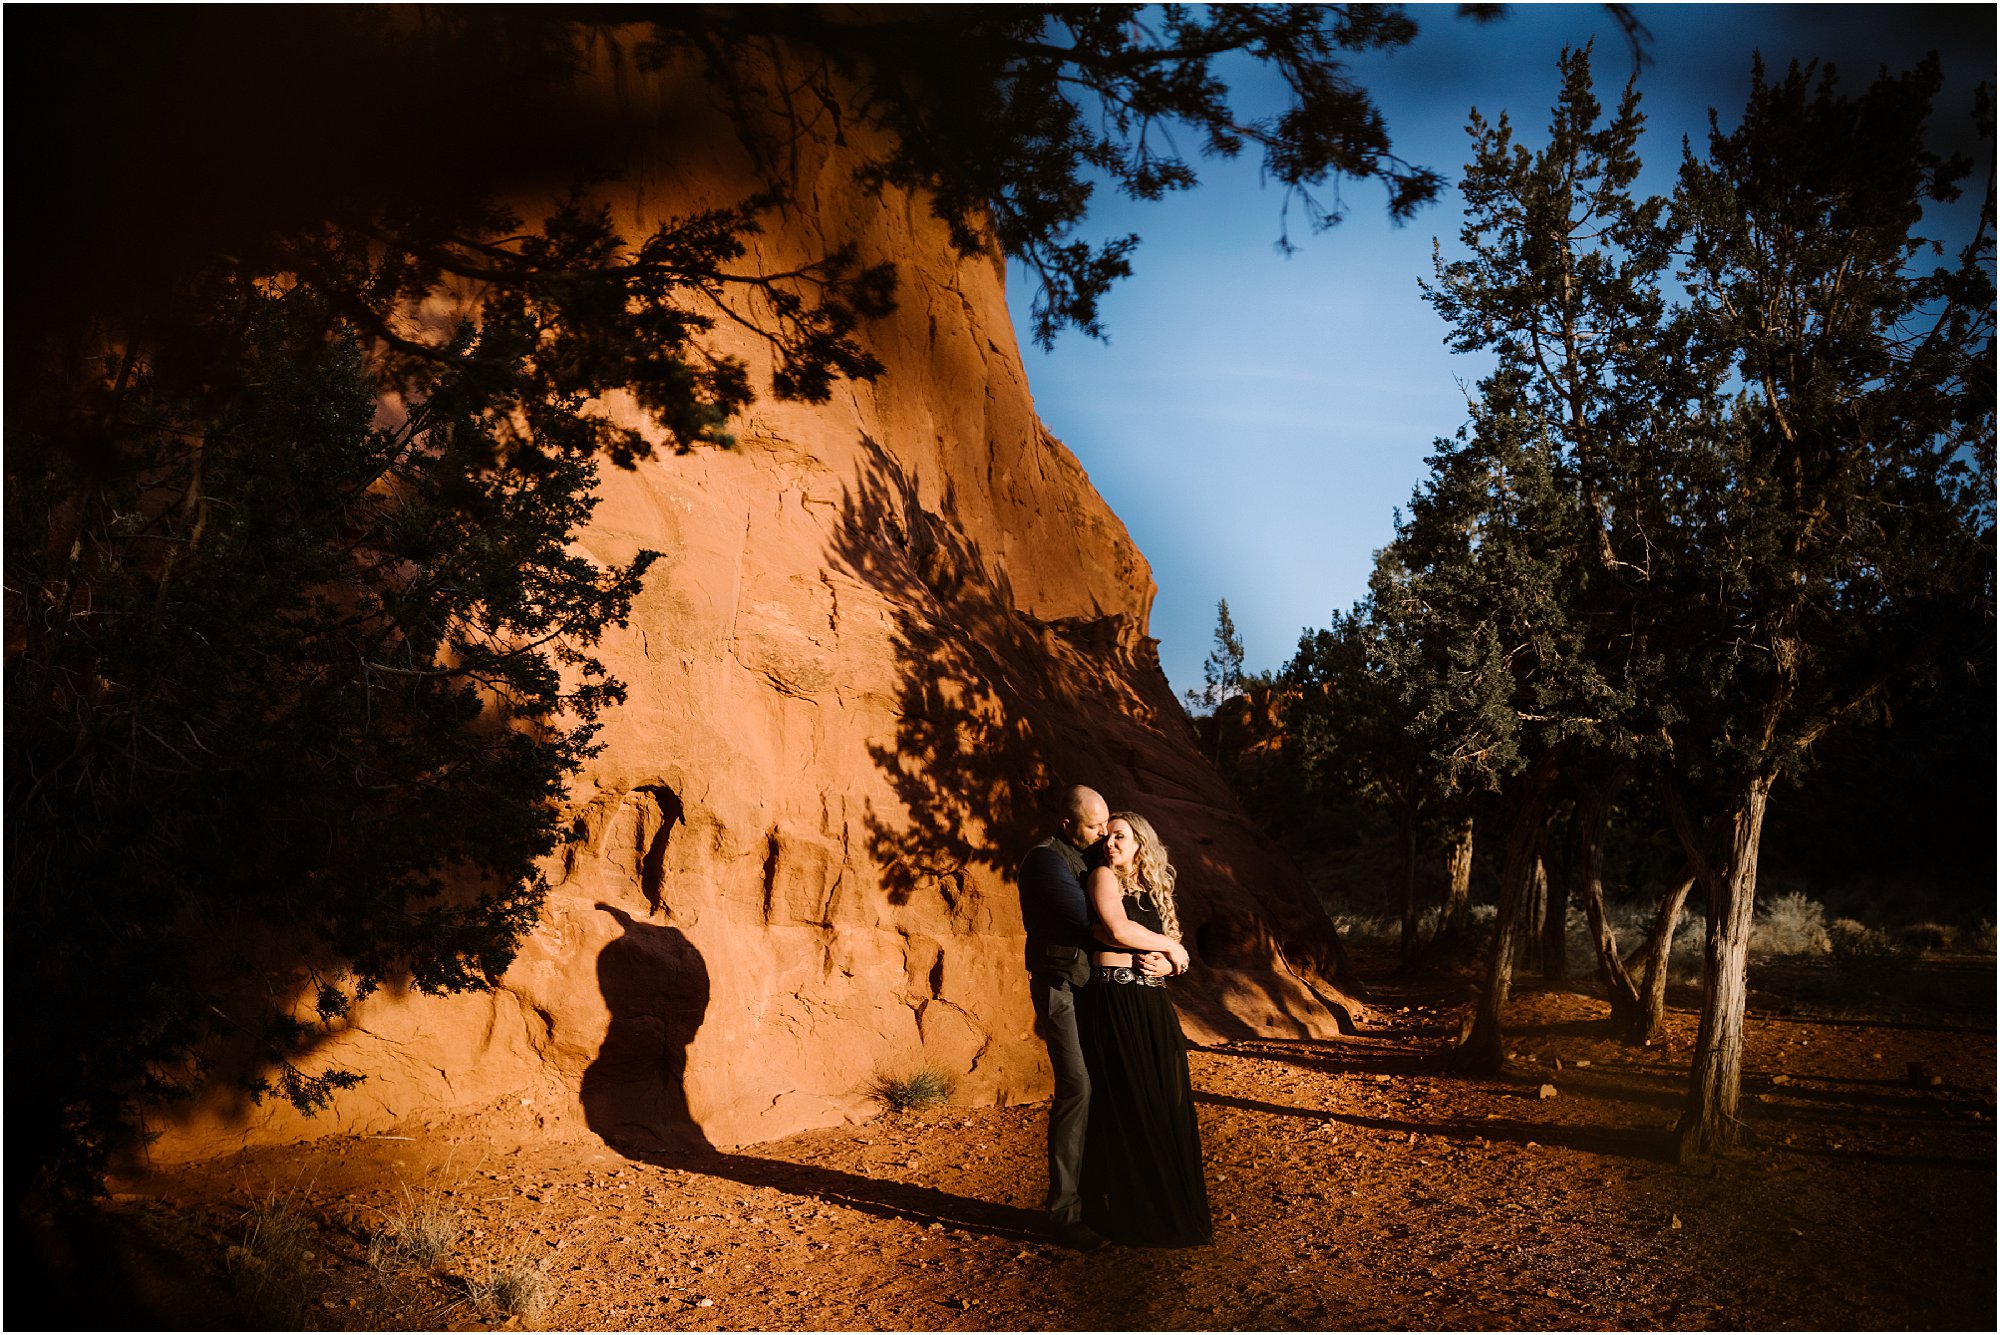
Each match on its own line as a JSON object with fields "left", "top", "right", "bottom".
{"left": 1538, "top": 1084, "right": 1559, "bottom": 1100}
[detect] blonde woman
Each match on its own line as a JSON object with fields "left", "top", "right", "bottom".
{"left": 1077, "top": 811, "right": 1213, "bottom": 1247}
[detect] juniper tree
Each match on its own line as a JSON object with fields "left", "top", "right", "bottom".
{"left": 1185, "top": 598, "right": 1249, "bottom": 717}
{"left": 1287, "top": 582, "right": 1446, "bottom": 969}
{"left": 1656, "top": 54, "right": 1993, "bottom": 1157}
{"left": 7, "top": 283, "right": 662, "bottom": 1199}
{"left": 1373, "top": 370, "right": 1607, "bottom": 1063}
{"left": 1418, "top": 43, "right": 1691, "bottom": 1048}
{"left": 1401, "top": 46, "right": 1992, "bottom": 1122}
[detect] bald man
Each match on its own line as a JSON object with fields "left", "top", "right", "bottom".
{"left": 1021, "top": 783, "right": 1179, "bottom": 1247}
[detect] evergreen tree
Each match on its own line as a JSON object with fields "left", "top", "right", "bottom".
{"left": 8, "top": 283, "right": 658, "bottom": 1199}
{"left": 1308, "top": 47, "right": 1991, "bottom": 1148}
{"left": 1419, "top": 42, "right": 1675, "bottom": 1054}
{"left": 1655, "top": 54, "right": 1993, "bottom": 1156}
{"left": 1286, "top": 589, "right": 1436, "bottom": 968}
{"left": 1186, "top": 598, "right": 1249, "bottom": 716}
{"left": 1377, "top": 370, "right": 1601, "bottom": 1041}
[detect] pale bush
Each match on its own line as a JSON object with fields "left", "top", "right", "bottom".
{"left": 1327, "top": 913, "right": 1413, "bottom": 949}
{"left": 1829, "top": 917, "right": 1901, "bottom": 964}
{"left": 1897, "top": 922, "right": 1956, "bottom": 953}
{"left": 1752, "top": 892, "right": 1832, "bottom": 957}
{"left": 1545, "top": 898, "right": 1704, "bottom": 984}
{"left": 1578, "top": 897, "right": 1704, "bottom": 984}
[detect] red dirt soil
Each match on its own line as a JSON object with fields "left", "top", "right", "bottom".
{"left": 79, "top": 949, "right": 1998, "bottom": 1331}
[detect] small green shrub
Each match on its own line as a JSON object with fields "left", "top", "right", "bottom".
{"left": 870, "top": 1066, "right": 956, "bottom": 1114}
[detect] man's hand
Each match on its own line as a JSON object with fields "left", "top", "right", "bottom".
{"left": 1137, "top": 951, "right": 1173, "bottom": 978}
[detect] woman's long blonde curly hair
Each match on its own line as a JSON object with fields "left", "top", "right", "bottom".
{"left": 1110, "top": 811, "right": 1181, "bottom": 941}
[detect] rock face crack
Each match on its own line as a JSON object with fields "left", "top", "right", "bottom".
{"left": 760, "top": 830, "right": 781, "bottom": 924}
{"left": 634, "top": 784, "right": 683, "bottom": 915}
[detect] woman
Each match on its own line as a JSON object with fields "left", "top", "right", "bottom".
{"left": 1076, "top": 811, "right": 1213, "bottom": 1247}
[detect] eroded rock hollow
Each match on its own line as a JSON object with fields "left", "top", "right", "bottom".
{"left": 154, "top": 42, "right": 1357, "bottom": 1162}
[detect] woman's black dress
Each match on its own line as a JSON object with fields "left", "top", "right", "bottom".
{"left": 1076, "top": 891, "right": 1213, "bottom": 1247}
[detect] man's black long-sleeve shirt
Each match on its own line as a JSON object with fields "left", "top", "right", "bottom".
{"left": 1018, "top": 836, "right": 1102, "bottom": 973}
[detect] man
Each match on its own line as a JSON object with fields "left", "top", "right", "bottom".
{"left": 1017, "top": 783, "right": 1167, "bottom": 1251}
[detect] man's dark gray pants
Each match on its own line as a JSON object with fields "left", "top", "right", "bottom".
{"left": 1030, "top": 973, "right": 1090, "bottom": 1225}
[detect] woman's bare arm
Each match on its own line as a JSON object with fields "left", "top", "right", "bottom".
{"left": 1087, "top": 867, "right": 1189, "bottom": 971}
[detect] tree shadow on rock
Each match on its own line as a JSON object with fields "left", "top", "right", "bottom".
{"left": 823, "top": 434, "right": 1153, "bottom": 906}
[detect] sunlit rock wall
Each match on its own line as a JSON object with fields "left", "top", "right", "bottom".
{"left": 150, "top": 38, "right": 1357, "bottom": 1163}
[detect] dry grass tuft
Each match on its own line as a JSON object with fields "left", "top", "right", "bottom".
{"left": 368, "top": 1179, "right": 462, "bottom": 1273}
{"left": 463, "top": 1222, "right": 582, "bottom": 1328}
{"left": 225, "top": 1184, "right": 321, "bottom": 1326}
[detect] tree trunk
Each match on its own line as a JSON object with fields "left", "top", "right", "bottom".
{"left": 1398, "top": 801, "right": 1421, "bottom": 972}
{"left": 1631, "top": 868, "right": 1695, "bottom": 1046}
{"left": 1456, "top": 755, "right": 1560, "bottom": 1073}
{"left": 1573, "top": 769, "right": 1643, "bottom": 1031}
{"left": 1520, "top": 855, "right": 1548, "bottom": 972}
{"left": 1540, "top": 842, "right": 1571, "bottom": 982}
{"left": 1436, "top": 817, "right": 1474, "bottom": 946}
{"left": 1675, "top": 774, "right": 1772, "bottom": 1159}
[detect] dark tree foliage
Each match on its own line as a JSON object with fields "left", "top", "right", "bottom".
{"left": 1415, "top": 44, "right": 1680, "bottom": 1054}
{"left": 8, "top": 6, "right": 1489, "bottom": 1202}
{"left": 649, "top": 4, "right": 1451, "bottom": 345}
{"left": 9, "top": 7, "right": 902, "bottom": 1202}
{"left": 1656, "top": 53, "right": 1993, "bottom": 1155}
{"left": 8, "top": 282, "right": 661, "bottom": 1197}
{"left": 1184, "top": 598, "right": 1249, "bottom": 717}
{"left": 1285, "top": 594, "right": 1442, "bottom": 966}
{"left": 1269, "top": 48, "right": 1990, "bottom": 1148}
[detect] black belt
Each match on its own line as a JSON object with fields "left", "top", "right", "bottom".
{"left": 1092, "top": 965, "right": 1164, "bottom": 988}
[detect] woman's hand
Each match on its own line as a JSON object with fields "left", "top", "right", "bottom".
{"left": 1165, "top": 941, "right": 1190, "bottom": 974}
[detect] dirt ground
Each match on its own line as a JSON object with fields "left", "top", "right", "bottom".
{"left": 77, "top": 948, "right": 1997, "bottom": 1331}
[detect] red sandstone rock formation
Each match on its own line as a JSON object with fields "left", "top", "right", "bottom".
{"left": 151, "top": 43, "right": 1358, "bottom": 1163}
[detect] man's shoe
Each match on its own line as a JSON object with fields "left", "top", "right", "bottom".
{"left": 1054, "top": 1220, "right": 1108, "bottom": 1252}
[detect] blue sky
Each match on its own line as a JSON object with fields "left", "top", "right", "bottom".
{"left": 1004, "top": 4, "right": 1995, "bottom": 705}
